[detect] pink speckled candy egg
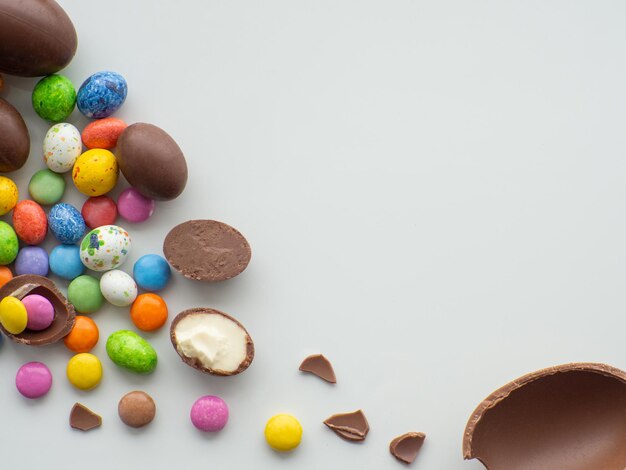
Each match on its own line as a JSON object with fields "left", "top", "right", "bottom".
{"left": 118, "top": 188, "right": 155, "bottom": 223}
{"left": 81, "top": 117, "right": 127, "bottom": 150}
{"left": 22, "top": 294, "right": 54, "bottom": 330}
{"left": 190, "top": 395, "right": 229, "bottom": 432}
{"left": 16, "top": 362, "right": 52, "bottom": 399}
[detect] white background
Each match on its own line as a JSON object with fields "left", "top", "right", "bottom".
{"left": 1, "top": 1, "right": 625, "bottom": 468}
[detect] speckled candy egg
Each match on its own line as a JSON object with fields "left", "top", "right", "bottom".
{"left": 43, "top": 123, "right": 82, "bottom": 173}
{"left": 0, "top": 176, "right": 18, "bottom": 215}
{"left": 72, "top": 149, "right": 118, "bottom": 196}
{"left": 80, "top": 225, "right": 131, "bottom": 271}
{"left": 13, "top": 200, "right": 47, "bottom": 245}
{"left": 100, "top": 270, "right": 137, "bottom": 307}
{"left": 48, "top": 203, "right": 86, "bottom": 245}
{"left": 77, "top": 71, "right": 127, "bottom": 119}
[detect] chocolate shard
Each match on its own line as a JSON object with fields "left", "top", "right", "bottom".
{"left": 70, "top": 403, "right": 102, "bottom": 431}
{"left": 324, "top": 410, "right": 369, "bottom": 441}
{"left": 389, "top": 432, "right": 425, "bottom": 465}
{"left": 299, "top": 354, "right": 336, "bottom": 383}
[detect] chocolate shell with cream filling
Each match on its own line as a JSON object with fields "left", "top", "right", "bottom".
{"left": 170, "top": 307, "right": 254, "bottom": 376}
{"left": 0, "top": 275, "right": 75, "bottom": 345}
{"left": 463, "top": 363, "right": 626, "bottom": 470}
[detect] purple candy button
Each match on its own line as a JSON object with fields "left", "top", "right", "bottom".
{"left": 22, "top": 294, "right": 54, "bottom": 331}
{"left": 190, "top": 395, "right": 229, "bottom": 432}
{"left": 16, "top": 362, "right": 52, "bottom": 399}
{"left": 118, "top": 188, "right": 155, "bottom": 223}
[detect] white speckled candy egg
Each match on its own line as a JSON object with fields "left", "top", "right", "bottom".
{"left": 100, "top": 270, "right": 137, "bottom": 307}
{"left": 43, "top": 123, "right": 82, "bottom": 173}
{"left": 80, "top": 225, "right": 131, "bottom": 271}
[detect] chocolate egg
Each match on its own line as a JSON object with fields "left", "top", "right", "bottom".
{"left": 0, "top": 275, "right": 75, "bottom": 345}
{"left": 116, "top": 123, "right": 187, "bottom": 200}
{"left": 170, "top": 308, "right": 254, "bottom": 376}
{"left": 0, "top": 0, "right": 77, "bottom": 77}
{"left": 463, "top": 363, "right": 626, "bottom": 470}
{"left": 0, "top": 98, "right": 29, "bottom": 172}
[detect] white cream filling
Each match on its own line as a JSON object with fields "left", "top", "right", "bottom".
{"left": 174, "top": 313, "right": 247, "bottom": 372}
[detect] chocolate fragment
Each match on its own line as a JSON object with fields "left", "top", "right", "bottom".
{"left": 324, "top": 410, "right": 369, "bottom": 441}
{"left": 118, "top": 391, "right": 156, "bottom": 428}
{"left": 0, "top": 275, "right": 75, "bottom": 345}
{"left": 0, "top": 98, "right": 29, "bottom": 172}
{"left": 0, "top": 0, "right": 78, "bottom": 77}
{"left": 170, "top": 308, "right": 254, "bottom": 376}
{"left": 0, "top": 74, "right": 4, "bottom": 93}
{"left": 299, "top": 354, "right": 336, "bottom": 383}
{"left": 463, "top": 363, "right": 626, "bottom": 470}
{"left": 116, "top": 123, "right": 187, "bottom": 200}
{"left": 70, "top": 403, "right": 102, "bottom": 431}
{"left": 163, "top": 220, "right": 251, "bottom": 282}
{"left": 389, "top": 432, "right": 425, "bottom": 465}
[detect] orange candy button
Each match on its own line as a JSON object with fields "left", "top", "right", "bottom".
{"left": 0, "top": 266, "right": 13, "bottom": 288}
{"left": 64, "top": 316, "right": 99, "bottom": 353}
{"left": 130, "top": 293, "right": 168, "bottom": 332}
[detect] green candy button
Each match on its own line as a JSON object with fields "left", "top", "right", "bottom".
{"left": 28, "top": 169, "right": 66, "bottom": 205}
{"left": 68, "top": 275, "right": 104, "bottom": 314}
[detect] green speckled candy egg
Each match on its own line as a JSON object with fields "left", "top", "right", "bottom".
{"left": 0, "top": 221, "right": 18, "bottom": 265}
{"left": 106, "top": 330, "right": 157, "bottom": 374}
{"left": 32, "top": 75, "right": 76, "bottom": 122}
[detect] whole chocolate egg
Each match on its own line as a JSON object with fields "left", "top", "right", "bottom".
{"left": 0, "top": 0, "right": 77, "bottom": 77}
{"left": 0, "top": 98, "right": 29, "bottom": 172}
{"left": 116, "top": 123, "right": 188, "bottom": 201}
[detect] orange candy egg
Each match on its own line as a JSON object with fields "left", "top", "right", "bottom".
{"left": 63, "top": 315, "right": 99, "bottom": 353}
{"left": 0, "top": 266, "right": 13, "bottom": 288}
{"left": 130, "top": 293, "right": 168, "bottom": 331}
{"left": 81, "top": 117, "right": 127, "bottom": 150}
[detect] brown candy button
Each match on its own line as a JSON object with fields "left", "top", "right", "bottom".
{"left": 70, "top": 403, "right": 101, "bottom": 431}
{"left": 389, "top": 432, "right": 425, "bottom": 465}
{"left": 118, "top": 391, "right": 156, "bottom": 428}
{"left": 299, "top": 354, "right": 336, "bottom": 383}
{"left": 0, "top": 275, "right": 75, "bottom": 345}
{"left": 463, "top": 363, "right": 626, "bottom": 470}
{"left": 163, "top": 220, "right": 251, "bottom": 282}
{"left": 324, "top": 409, "right": 369, "bottom": 442}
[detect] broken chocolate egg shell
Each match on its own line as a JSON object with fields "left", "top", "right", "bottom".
{"left": 0, "top": 275, "right": 75, "bottom": 345}
{"left": 463, "top": 363, "right": 626, "bottom": 470}
{"left": 170, "top": 307, "right": 254, "bottom": 376}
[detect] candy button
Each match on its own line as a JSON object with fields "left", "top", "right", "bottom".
{"left": 81, "top": 196, "right": 117, "bottom": 229}
{"left": 130, "top": 293, "right": 168, "bottom": 332}
{"left": 49, "top": 244, "right": 84, "bottom": 280}
{"left": 16, "top": 362, "right": 53, "bottom": 399}
{"left": 0, "top": 296, "right": 28, "bottom": 334}
{"left": 265, "top": 414, "right": 303, "bottom": 452}
{"left": 0, "top": 266, "right": 13, "bottom": 288}
{"left": 15, "top": 246, "right": 49, "bottom": 277}
{"left": 117, "top": 188, "right": 155, "bottom": 223}
{"left": 68, "top": 275, "right": 104, "bottom": 314}
{"left": 28, "top": 169, "right": 66, "bottom": 205}
{"left": 190, "top": 395, "right": 229, "bottom": 432}
{"left": 133, "top": 254, "right": 170, "bottom": 291}
{"left": 22, "top": 294, "right": 54, "bottom": 331}
{"left": 64, "top": 316, "right": 99, "bottom": 353}
{"left": 66, "top": 353, "right": 102, "bottom": 390}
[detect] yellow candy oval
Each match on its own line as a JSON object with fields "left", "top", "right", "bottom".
{"left": 72, "top": 148, "right": 118, "bottom": 196}
{"left": 265, "top": 414, "right": 303, "bottom": 452}
{"left": 0, "top": 176, "right": 18, "bottom": 216}
{"left": 0, "top": 296, "right": 27, "bottom": 334}
{"left": 66, "top": 353, "right": 103, "bottom": 390}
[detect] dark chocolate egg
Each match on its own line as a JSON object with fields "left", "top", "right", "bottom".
{"left": 0, "top": 0, "right": 77, "bottom": 77}
{"left": 116, "top": 123, "right": 188, "bottom": 201}
{"left": 463, "top": 363, "right": 626, "bottom": 470}
{"left": 0, "top": 98, "right": 29, "bottom": 172}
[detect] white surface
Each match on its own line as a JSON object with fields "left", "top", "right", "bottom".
{"left": 1, "top": 1, "right": 626, "bottom": 468}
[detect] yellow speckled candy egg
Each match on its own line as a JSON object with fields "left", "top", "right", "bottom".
{"left": 72, "top": 148, "right": 118, "bottom": 196}
{"left": 0, "top": 176, "right": 18, "bottom": 215}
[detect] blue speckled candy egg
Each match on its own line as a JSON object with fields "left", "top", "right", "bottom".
{"left": 80, "top": 225, "right": 131, "bottom": 271}
{"left": 48, "top": 203, "right": 86, "bottom": 244}
{"left": 77, "top": 71, "right": 128, "bottom": 119}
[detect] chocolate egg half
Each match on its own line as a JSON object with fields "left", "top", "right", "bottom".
{"left": 0, "top": 0, "right": 77, "bottom": 77}
{"left": 116, "top": 123, "right": 188, "bottom": 200}
{"left": 170, "top": 308, "right": 254, "bottom": 376}
{"left": 0, "top": 98, "right": 29, "bottom": 172}
{"left": 0, "top": 275, "right": 75, "bottom": 345}
{"left": 463, "top": 363, "right": 626, "bottom": 470}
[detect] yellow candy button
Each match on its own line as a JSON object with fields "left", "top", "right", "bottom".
{"left": 0, "top": 296, "right": 27, "bottom": 334}
{"left": 67, "top": 353, "right": 103, "bottom": 390}
{"left": 265, "top": 414, "right": 303, "bottom": 452}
